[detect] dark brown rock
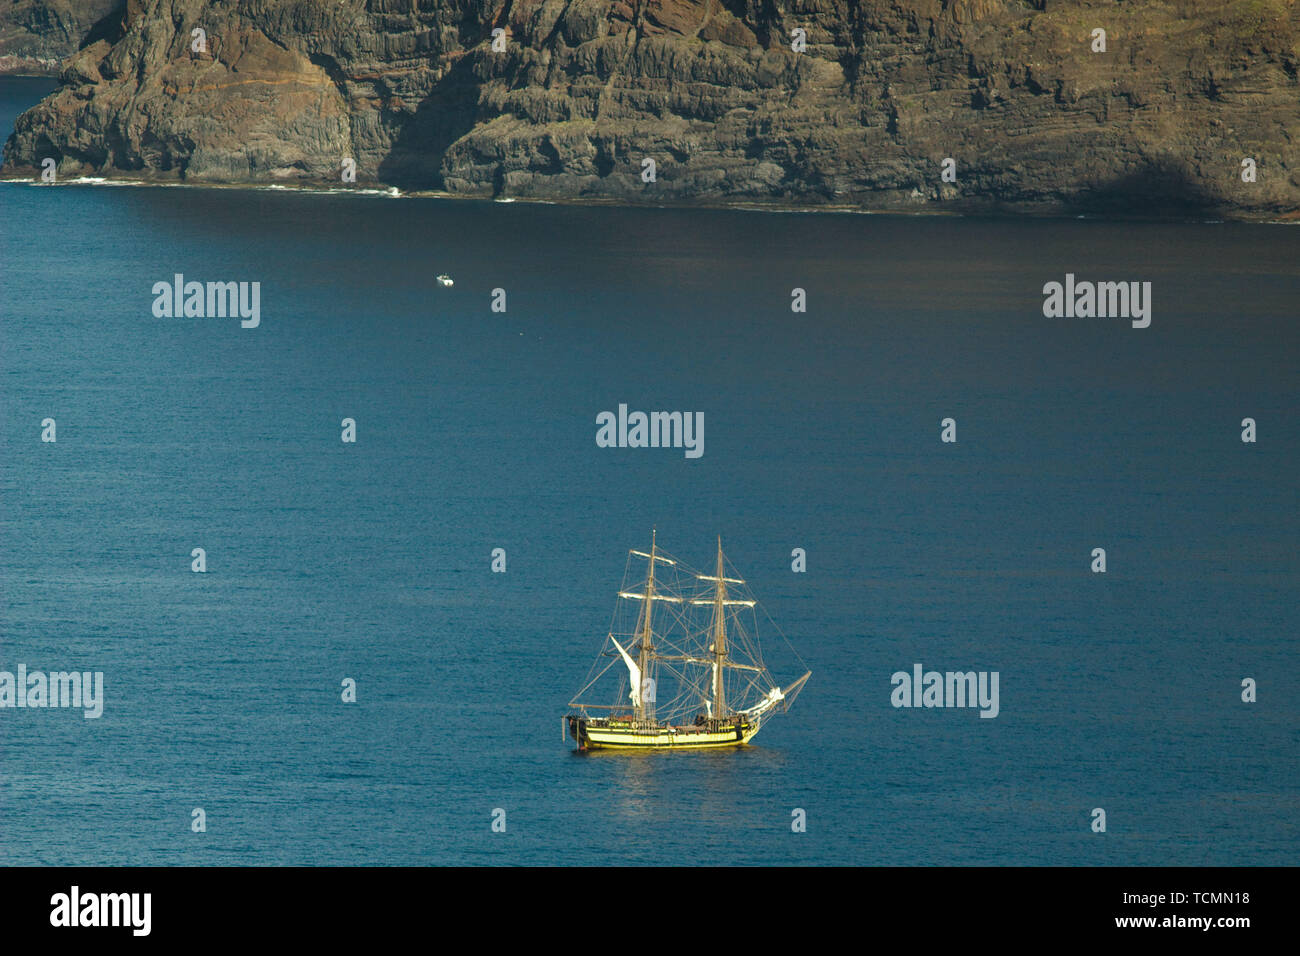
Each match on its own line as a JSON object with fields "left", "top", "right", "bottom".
{"left": 0, "top": 0, "right": 120, "bottom": 75}
{"left": 3, "top": 0, "right": 1298, "bottom": 218}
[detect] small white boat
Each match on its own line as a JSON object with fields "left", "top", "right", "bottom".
{"left": 436, "top": 274, "right": 453, "bottom": 288}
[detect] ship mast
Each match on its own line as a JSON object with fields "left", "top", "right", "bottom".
{"left": 712, "top": 537, "right": 728, "bottom": 716}
{"left": 692, "top": 537, "right": 749, "bottom": 719}
{"left": 616, "top": 530, "right": 682, "bottom": 722}
{"left": 635, "top": 530, "right": 657, "bottom": 722}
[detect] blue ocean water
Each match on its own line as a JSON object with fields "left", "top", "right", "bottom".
{"left": 1, "top": 77, "right": 1296, "bottom": 865}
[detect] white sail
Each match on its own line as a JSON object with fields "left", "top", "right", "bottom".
{"left": 609, "top": 635, "right": 642, "bottom": 709}
{"left": 739, "top": 685, "right": 785, "bottom": 718}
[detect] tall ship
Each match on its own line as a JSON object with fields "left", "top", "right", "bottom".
{"left": 565, "top": 533, "right": 810, "bottom": 751}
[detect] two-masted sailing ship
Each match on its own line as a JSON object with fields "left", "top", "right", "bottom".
{"left": 565, "top": 533, "right": 810, "bottom": 750}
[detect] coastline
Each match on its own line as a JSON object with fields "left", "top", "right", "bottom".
{"left": 0, "top": 62, "right": 58, "bottom": 78}
{"left": 2, "top": 171, "right": 1296, "bottom": 226}
{"left": 5, "top": 1, "right": 1299, "bottom": 230}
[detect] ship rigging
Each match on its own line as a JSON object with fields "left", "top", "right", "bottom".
{"left": 565, "top": 532, "right": 810, "bottom": 750}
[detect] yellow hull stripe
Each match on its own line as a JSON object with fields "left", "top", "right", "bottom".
{"left": 583, "top": 727, "right": 761, "bottom": 749}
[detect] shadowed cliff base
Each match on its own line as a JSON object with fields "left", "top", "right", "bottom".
{"left": 375, "top": 56, "right": 484, "bottom": 192}
{"left": 1071, "top": 158, "right": 1226, "bottom": 220}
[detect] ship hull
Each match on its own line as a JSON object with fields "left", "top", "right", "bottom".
{"left": 567, "top": 716, "right": 758, "bottom": 750}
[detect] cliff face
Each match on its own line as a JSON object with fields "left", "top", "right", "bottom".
{"left": 4, "top": 0, "right": 1299, "bottom": 217}
{"left": 0, "top": 1, "right": 120, "bottom": 74}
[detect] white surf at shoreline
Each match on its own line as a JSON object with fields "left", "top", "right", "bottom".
{"left": 0, "top": 174, "right": 1293, "bottom": 225}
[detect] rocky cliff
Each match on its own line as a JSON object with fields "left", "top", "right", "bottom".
{"left": 3, "top": 0, "right": 1298, "bottom": 217}
{"left": 0, "top": 1, "right": 119, "bottom": 74}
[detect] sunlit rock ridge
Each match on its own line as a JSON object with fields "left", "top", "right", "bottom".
{"left": 3, "top": 0, "right": 1298, "bottom": 217}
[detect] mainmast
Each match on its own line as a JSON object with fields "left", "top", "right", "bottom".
{"left": 695, "top": 537, "right": 748, "bottom": 719}
{"left": 711, "top": 537, "right": 728, "bottom": 716}
{"left": 635, "top": 530, "right": 657, "bottom": 721}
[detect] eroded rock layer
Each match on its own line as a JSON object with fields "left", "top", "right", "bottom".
{"left": 4, "top": 0, "right": 1298, "bottom": 216}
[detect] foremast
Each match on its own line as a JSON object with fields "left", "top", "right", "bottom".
{"left": 635, "top": 531, "right": 657, "bottom": 721}
{"left": 615, "top": 529, "right": 681, "bottom": 723}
